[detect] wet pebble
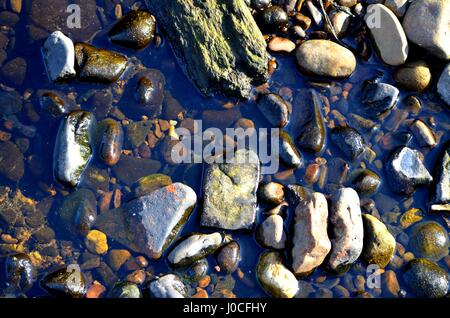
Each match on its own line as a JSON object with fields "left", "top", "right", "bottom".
{"left": 331, "top": 126, "right": 365, "bottom": 160}
{"left": 256, "top": 215, "right": 286, "bottom": 249}
{"left": 297, "top": 90, "right": 326, "bottom": 153}
{"left": 216, "top": 241, "right": 240, "bottom": 274}
{"left": 133, "top": 69, "right": 166, "bottom": 117}
{"left": 4, "top": 253, "right": 36, "bottom": 292}
{"left": 146, "top": 274, "right": 187, "bottom": 298}
{"left": 361, "top": 81, "right": 399, "bottom": 119}
{"left": 278, "top": 131, "right": 303, "bottom": 169}
{"left": 0, "top": 141, "right": 24, "bottom": 182}
{"left": 394, "top": 61, "right": 432, "bottom": 92}
{"left": 85, "top": 230, "right": 108, "bottom": 255}
{"left": 41, "top": 266, "right": 87, "bottom": 298}
{"left": 257, "top": 93, "right": 289, "bottom": 128}
{"left": 349, "top": 169, "right": 381, "bottom": 197}
{"left": 258, "top": 182, "right": 284, "bottom": 206}
{"left": 98, "top": 118, "right": 123, "bottom": 166}
{"left": 437, "top": 63, "right": 450, "bottom": 106}
{"left": 257, "top": 5, "right": 288, "bottom": 32}
{"left": 107, "top": 249, "right": 132, "bottom": 271}
{"left": 109, "top": 282, "right": 141, "bottom": 298}
{"left": 408, "top": 221, "right": 449, "bottom": 262}
{"left": 42, "top": 31, "right": 76, "bottom": 82}
{"left": 403, "top": 258, "right": 449, "bottom": 298}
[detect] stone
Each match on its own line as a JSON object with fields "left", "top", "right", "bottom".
{"left": 40, "top": 266, "right": 87, "bottom": 298}
{"left": 295, "top": 40, "right": 356, "bottom": 78}
{"left": 125, "top": 120, "right": 152, "bottom": 149}
{"left": 382, "top": 270, "right": 400, "bottom": 298}
{"left": 328, "top": 188, "right": 364, "bottom": 273}
{"left": 167, "top": 232, "right": 223, "bottom": 268}
{"left": 349, "top": 169, "right": 381, "bottom": 197}
{"left": 4, "top": 253, "right": 36, "bottom": 292}
{"left": 409, "top": 221, "right": 449, "bottom": 262}
{"left": 437, "top": 63, "right": 450, "bottom": 106}
{"left": 200, "top": 149, "right": 260, "bottom": 231}
{"left": 364, "top": 4, "right": 408, "bottom": 66}
{"left": 361, "top": 214, "right": 396, "bottom": 268}
{"left": 432, "top": 143, "right": 450, "bottom": 209}
{"left": 0, "top": 141, "right": 24, "bottom": 182}
{"left": 132, "top": 69, "right": 165, "bottom": 117}
{"left": 256, "top": 251, "right": 299, "bottom": 298}
{"left": 216, "top": 241, "right": 240, "bottom": 274}
{"left": 328, "top": 10, "right": 351, "bottom": 37}
{"left": 403, "top": 258, "right": 449, "bottom": 298}
{"left": 361, "top": 81, "right": 399, "bottom": 119}
{"left": 145, "top": 0, "right": 269, "bottom": 99}
{"left": 292, "top": 192, "right": 331, "bottom": 276}
{"left": 112, "top": 155, "right": 162, "bottom": 186}
{"left": 38, "top": 90, "right": 77, "bottom": 118}
{"left": 277, "top": 130, "right": 303, "bottom": 169}
{"left": 386, "top": 147, "right": 433, "bottom": 194}
{"left": 97, "top": 119, "right": 123, "bottom": 166}
{"left": 53, "top": 111, "right": 96, "bottom": 187}
{"left": 394, "top": 61, "right": 432, "bottom": 92}
{"left": 331, "top": 126, "right": 365, "bottom": 160}
{"left": 133, "top": 174, "right": 173, "bottom": 198}
{"left": 256, "top": 5, "right": 289, "bottom": 32}
{"left": 109, "top": 282, "right": 141, "bottom": 298}
{"left": 1, "top": 57, "right": 27, "bottom": 86}
{"left": 257, "top": 182, "right": 284, "bottom": 206}
{"left": 0, "top": 90, "right": 22, "bottom": 115}
{"left": 74, "top": 43, "right": 128, "bottom": 83}
{"left": 297, "top": 90, "right": 326, "bottom": 154}
{"left": 268, "top": 37, "right": 296, "bottom": 53}
{"left": 257, "top": 93, "right": 290, "bottom": 128}
{"left": 384, "top": 0, "right": 410, "bottom": 17}
{"left": 108, "top": 10, "right": 156, "bottom": 50}
{"left": 410, "top": 119, "right": 437, "bottom": 148}
{"left": 42, "top": 31, "right": 76, "bottom": 82}
{"left": 399, "top": 208, "right": 423, "bottom": 229}
{"left": 107, "top": 249, "right": 132, "bottom": 271}
{"left": 403, "top": 0, "right": 450, "bottom": 60}
{"left": 85, "top": 230, "right": 108, "bottom": 255}
{"left": 146, "top": 274, "right": 187, "bottom": 298}
{"left": 95, "top": 183, "right": 197, "bottom": 260}
{"left": 256, "top": 215, "right": 287, "bottom": 250}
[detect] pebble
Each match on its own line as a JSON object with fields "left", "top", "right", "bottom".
{"left": 437, "top": 63, "right": 450, "bottom": 106}
{"left": 256, "top": 215, "right": 287, "bottom": 249}
{"left": 4, "top": 253, "right": 36, "bottom": 292}
{"left": 40, "top": 266, "right": 87, "bottom": 298}
{"left": 408, "top": 221, "right": 449, "bottom": 262}
{"left": 399, "top": 208, "right": 423, "bottom": 229}
{"left": 350, "top": 169, "right": 381, "bottom": 197}
{"left": 278, "top": 130, "right": 303, "bottom": 169}
{"left": 0, "top": 141, "right": 24, "bottom": 182}
{"left": 297, "top": 90, "right": 326, "bottom": 153}
{"left": 85, "top": 230, "right": 108, "bottom": 255}
{"left": 109, "top": 282, "right": 141, "bottom": 298}
{"left": 42, "top": 31, "right": 76, "bottom": 82}
{"left": 331, "top": 126, "right": 365, "bottom": 160}
{"left": 393, "top": 61, "right": 432, "bottom": 92}
{"left": 257, "top": 93, "right": 290, "bottom": 128}
{"left": 147, "top": 274, "right": 187, "bottom": 298}
{"left": 258, "top": 182, "right": 285, "bottom": 206}
{"left": 257, "top": 5, "right": 289, "bottom": 32}
{"left": 216, "top": 241, "right": 240, "bottom": 274}
{"left": 268, "top": 37, "right": 296, "bottom": 53}
{"left": 403, "top": 258, "right": 449, "bottom": 298}
{"left": 361, "top": 81, "right": 399, "bottom": 119}
{"left": 384, "top": 0, "right": 410, "bottom": 17}
{"left": 98, "top": 118, "right": 123, "bottom": 166}
{"left": 410, "top": 119, "right": 436, "bottom": 148}
{"left": 431, "top": 143, "right": 450, "bottom": 210}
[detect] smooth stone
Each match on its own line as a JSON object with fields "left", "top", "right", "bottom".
{"left": 257, "top": 93, "right": 289, "bottom": 128}
{"left": 403, "top": 258, "right": 449, "bottom": 298}
{"left": 133, "top": 69, "right": 165, "bottom": 117}
{"left": 297, "top": 90, "right": 326, "bottom": 153}
{"left": 97, "top": 119, "right": 123, "bottom": 166}
{"left": 107, "top": 249, "right": 132, "bottom": 271}
{"left": 382, "top": 270, "right": 401, "bottom": 297}
{"left": 147, "top": 274, "right": 186, "bottom": 298}
{"left": 38, "top": 90, "right": 77, "bottom": 118}
{"left": 361, "top": 214, "right": 396, "bottom": 268}
{"left": 292, "top": 192, "right": 331, "bottom": 276}
{"left": 256, "top": 251, "right": 299, "bottom": 298}
{"left": 258, "top": 182, "right": 285, "bottom": 206}
{"left": 328, "top": 188, "right": 364, "bottom": 273}
{"left": 361, "top": 81, "right": 399, "bottom": 119}
{"left": 393, "top": 61, "right": 432, "bottom": 92}
{"left": 109, "top": 10, "right": 156, "bottom": 50}
{"left": 268, "top": 37, "right": 296, "bottom": 53}
{"left": 331, "top": 126, "right": 365, "bottom": 160}
{"left": 410, "top": 119, "right": 437, "bottom": 148}
{"left": 200, "top": 149, "right": 260, "bottom": 231}
{"left": 109, "top": 282, "right": 141, "bottom": 298}
{"left": 133, "top": 174, "right": 173, "bottom": 198}
{"left": 403, "top": 0, "right": 450, "bottom": 60}
{"left": 386, "top": 147, "right": 433, "bottom": 194}
{"left": 167, "top": 232, "right": 223, "bottom": 268}
{"left": 53, "top": 111, "right": 96, "bottom": 187}
{"left": 4, "top": 254, "right": 36, "bottom": 292}
{"left": 125, "top": 120, "right": 151, "bottom": 149}
{"left": 257, "top": 5, "right": 289, "bottom": 32}
{"left": 384, "top": 0, "right": 410, "bottom": 17}
{"left": 349, "top": 169, "right": 381, "bottom": 197}
{"left": 364, "top": 4, "right": 408, "bottom": 66}
{"left": 85, "top": 230, "right": 108, "bottom": 255}
{"left": 277, "top": 131, "right": 303, "bottom": 169}
{"left": 40, "top": 266, "right": 87, "bottom": 298}
{"left": 95, "top": 183, "right": 197, "bottom": 260}
{"left": 256, "top": 215, "right": 287, "bottom": 250}
{"left": 295, "top": 40, "right": 356, "bottom": 78}
{"left": 432, "top": 143, "right": 450, "bottom": 207}
{"left": 215, "top": 241, "right": 240, "bottom": 274}
{"left": 328, "top": 10, "right": 351, "bottom": 37}
{"left": 409, "top": 221, "right": 449, "bottom": 262}
{"left": 42, "top": 31, "right": 76, "bottom": 82}
{"left": 251, "top": 0, "right": 270, "bottom": 10}
{"left": 0, "top": 141, "right": 24, "bottom": 182}
{"left": 437, "top": 63, "right": 450, "bottom": 106}
{"left": 112, "top": 155, "right": 162, "bottom": 186}
{"left": 74, "top": 43, "right": 128, "bottom": 83}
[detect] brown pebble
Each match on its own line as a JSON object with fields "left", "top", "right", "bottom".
{"left": 86, "top": 281, "right": 106, "bottom": 298}
{"left": 383, "top": 270, "right": 400, "bottom": 297}
{"left": 198, "top": 275, "right": 211, "bottom": 288}
{"left": 268, "top": 37, "right": 296, "bottom": 53}
{"left": 112, "top": 189, "right": 121, "bottom": 209}
{"left": 305, "top": 163, "right": 320, "bottom": 184}
{"left": 192, "top": 288, "right": 209, "bottom": 298}
{"left": 126, "top": 269, "right": 146, "bottom": 285}
{"left": 99, "top": 191, "right": 113, "bottom": 213}
{"left": 107, "top": 249, "right": 132, "bottom": 271}
{"left": 135, "top": 256, "right": 148, "bottom": 268}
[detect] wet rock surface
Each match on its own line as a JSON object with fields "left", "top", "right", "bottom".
{"left": 147, "top": 274, "right": 187, "bottom": 298}
{"left": 257, "top": 93, "right": 290, "bottom": 128}
{"left": 403, "top": 258, "right": 449, "bottom": 298}
{"left": 438, "top": 63, "right": 450, "bottom": 106}
{"left": 331, "top": 126, "right": 365, "bottom": 160}
{"left": 216, "top": 241, "right": 240, "bottom": 274}
{"left": 256, "top": 215, "right": 287, "bottom": 250}
{"left": 3, "top": 254, "right": 36, "bottom": 292}
{"left": 361, "top": 81, "right": 399, "bottom": 119}
{"left": 42, "top": 31, "right": 76, "bottom": 82}
{"left": 408, "top": 221, "right": 449, "bottom": 262}
{"left": 431, "top": 143, "right": 450, "bottom": 210}
{"left": 40, "top": 266, "right": 87, "bottom": 298}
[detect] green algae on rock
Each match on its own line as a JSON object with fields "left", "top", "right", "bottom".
{"left": 132, "top": 173, "right": 173, "bottom": 198}
{"left": 408, "top": 221, "right": 449, "bottom": 262}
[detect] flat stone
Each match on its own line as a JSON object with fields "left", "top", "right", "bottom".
{"left": 147, "top": 274, "right": 186, "bottom": 298}
{"left": 403, "top": 0, "right": 450, "bottom": 60}
{"left": 95, "top": 183, "right": 197, "bottom": 260}
{"left": 365, "top": 4, "right": 408, "bottom": 66}
{"left": 42, "top": 31, "right": 76, "bottom": 82}
{"left": 200, "top": 149, "right": 260, "bottom": 231}
{"left": 437, "top": 63, "right": 450, "bottom": 106}
{"left": 292, "top": 192, "right": 331, "bottom": 276}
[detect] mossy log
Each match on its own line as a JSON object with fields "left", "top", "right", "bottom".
{"left": 145, "top": 0, "right": 269, "bottom": 99}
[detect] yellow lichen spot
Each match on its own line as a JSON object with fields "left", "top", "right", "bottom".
{"left": 399, "top": 208, "right": 423, "bottom": 229}
{"left": 29, "top": 251, "right": 44, "bottom": 268}
{"left": 85, "top": 230, "right": 108, "bottom": 255}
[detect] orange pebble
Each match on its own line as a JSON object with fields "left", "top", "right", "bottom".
{"left": 86, "top": 281, "right": 106, "bottom": 298}
{"left": 192, "top": 288, "right": 209, "bottom": 298}
{"left": 198, "top": 275, "right": 211, "bottom": 288}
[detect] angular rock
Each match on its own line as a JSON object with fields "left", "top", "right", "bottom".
{"left": 386, "top": 147, "right": 433, "bottom": 194}
{"left": 0, "top": 141, "right": 24, "bottom": 182}
{"left": 328, "top": 188, "right": 364, "bottom": 273}
{"left": 146, "top": 274, "right": 186, "bottom": 298}
{"left": 53, "top": 111, "right": 96, "bottom": 187}
{"left": 95, "top": 183, "right": 197, "bottom": 260}
{"left": 409, "top": 221, "right": 449, "bottom": 262}
{"left": 361, "top": 81, "right": 399, "bottom": 119}
{"left": 145, "top": 0, "right": 269, "bottom": 99}
{"left": 403, "top": 0, "right": 450, "bottom": 60}
{"left": 257, "top": 93, "right": 290, "bottom": 128}
{"left": 167, "top": 232, "right": 223, "bottom": 268}
{"left": 295, "top": 40, "right": 356, "bottom": 78}
{"left": 437, "top": 63, "right": 450, "bottom": 106}
{"left": 331, "top": 126, "right": 365, "bottom": 160}
{"left": 403, "top": 258, "right": 449, "bottom": 298}
{"left": 200, "top": 149, "right": 260, "bottom": 230}
{"left": 256, "top": 215, "right": 287, "bottom": 250}
{"left": 40, "top": 266, "right": 87, "bottom": 298}
{"left": 297, "top": 90, "right": 326, "bottom": 153}
{"left": 42, "top": 31, "right": 76, "bottom": 82}
{"left": 292, "top": 192, "right": 331, "bottom": 276}
{"left": 364, "top": 4, "right": 408, "bottom": 66}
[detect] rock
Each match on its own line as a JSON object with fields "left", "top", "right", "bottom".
{"left": 215, "top": 241, "right": 240, "bottom": 274}
{"left": 251, "top": 0, "right": 270, "bottom": 10}
{"left": 328, "top": 188, "right": 364, "bottom": 273}
{"left": 432, "top": 143, "right": 450, "bottom": 209}
{"left": 146, "top": 274, "right": 186, "bottom": 298}
{"left": 257, "top": 93, "right": 289, "bottom": 128}
{"left": 384, "top": 0, "right": 410, "bottom": 17}
{"left": 349, "top": 169, "right": 381, "bottom": 196}
{"left": 257, "top": 6, "right": 289, "bottom": 32}
{"left": 403, "top": 0, "right": 450, "bottom": 60}
{"left": 109, "top": 282, "right": 141, "bottom": 298}
{"left": 53, "top": 111, "right": 96, "bottom": 187}
{"left": 256, "top": 215, "right": 287, "bottom": 249}
{"left": 42, "top": 31, "right": 76, "bottom": 82}
{"left": 125, "top": 120, "right": 151, "bottom": 149}
{"left": 133, "top": 174, "right": 173, "bottom": 198}
{"left": 399, "top": 208, "right": 423, "bottom": 229}
{"left": 167, "top": 232, "right": 223, "bottom": 268}
{"left": 97, "top": 119, "right": 123, "bottom": 166}
{"left": 258, "top": 182, "right": 284, "bottom": 206}
{"left": 382, "top": 270, "right": 400, "bottom": 297}
{"left": 85, "top": 230, "right": 108, "bottom": 255}
{"left": 403, "top": 258, "right": 449, "bottom": 298}
{"left": 4, "top": 254, "right": 36, "bottom": 292}
{"left": 361, "top": 81, "right": 399, "bottom": 119}
{"left": 268, "top": 37, "right": 296, "bottom": 53}
{"left": 133, "top": 69, "right": 165, "bottom": 117}
{"left": 95, "top": 183, "right": 197, "bottom": 259}
{"left": 285, "top": 184, "right": 310, "bottom": 207}
{"left": 1, "top": 57, "right": 27, "bottom": 86}
{"left": 38, "top": 91, "right": 77, "bottom": 118}
{"left": 112, "top": 155, "right": 161, "bottom": 186}
{"left": 256, "top": 251, "right": 299, "bottom": 298}
{"left": 361, "top": 214, "right": 396, "bottom": 268}
{"left": 295, "top": 40, "right": 356, "bottom": 78}
{"left": 107, "top": 249, "right": 132, "bottom": 271}
{"left": 328, "top": 10, "right": 351, "bottom": 37}
{"left": 364, "top": 4, "right": 408, "bottom": 66}
{"left": 109, "top": 10, "right": 156, "bottom": 50}
{"left": 297, "top": 90, "right": 326, "bottom": 153}
{"left": 74, "top": 43, "right": 128, "bottom": 83}
{"left": 437, "top": 63, "right": 450, "bottom": 106}
{"left": 200, "top": 149, "right": 260, "bottom": 230}
{"left": 331, "top": 126, "right": 365, "bottom": 160}
{"left": 33, "top": 226, "right": 56, "bottom": 244}
{"left": 0, "top": 90, "right": 22, "bottom": 115}
{"left": 386, "top": 147, "right": 432, "bottom": 194}
{"left": 410, "top": 119, "right": 437, "bottom": 148}
{"left": 277, "top": 131, "right": 303, "bottom": 169}
{"left": 409, "top": 221, "right": 449, "bottom": 262}
{"left": 292, "top": 192, "right": 331, "bottom": 276}
{"left": 145, "top": 0, "right": 269, "bottom": 99}
{"left": 0, "top": 141, "right": 24, "bottom": 182}
{"left": 41, "top": 266, "right": 87, "bottom": 298}
{"left": 393, "top": 61, "right": 432, "bottom": 92}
